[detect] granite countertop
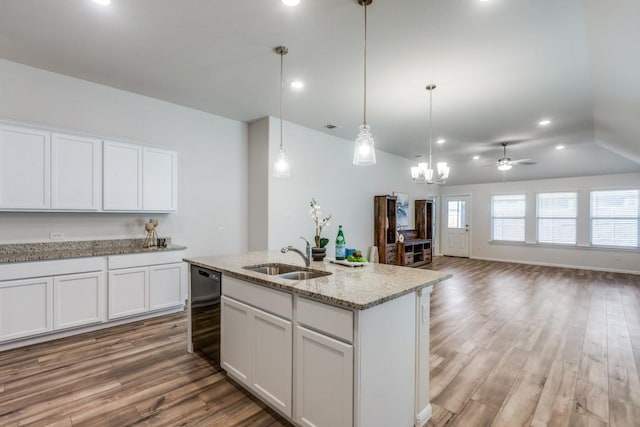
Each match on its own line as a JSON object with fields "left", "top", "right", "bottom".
{"left": 0, "top": 239, "right": 187, "bottom": 264}
{"left": 185, "top": 251, "right": 451, "bottom": 310}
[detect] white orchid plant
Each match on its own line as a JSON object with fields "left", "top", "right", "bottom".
{"left": 309, "top": 198, "right": 332, "bottom": 248}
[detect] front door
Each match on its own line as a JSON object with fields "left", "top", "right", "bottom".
{"left": 443, "top": 195, "right": 470, "bottom": 257}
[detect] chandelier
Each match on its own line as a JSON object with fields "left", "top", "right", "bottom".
{"left": 411, "top": 84, "right": 449, "bottom": 184}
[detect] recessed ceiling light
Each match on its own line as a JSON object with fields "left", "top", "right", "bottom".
{"left": 556, "top": 145, "right": 565, "bottom": 150}
{"left": 290, "top": 81, "right": 304, "bottom": 89}
{"left": 92, "top": 0, "right": 112, "bottom": 5}
{"left": 282, "top": 0, "right": 300, "bottom": 6}
{"left": 437, "top": 139, "right": 446, "bottom": 144}
{"left": 538, "top": 119, "right": 551, "bottom": 126}
{"left": 473, "top": 155, "right": 480, "bottom": 160}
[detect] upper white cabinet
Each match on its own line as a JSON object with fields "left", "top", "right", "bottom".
{"left": 143, "top": 147, "right": 177, "bottom": 212}
{"left": 103, "top": 140, "right": 143, "bottom": 211}
{"left": 51, "top": 133, "right": 101, "bottom": 210}
{"left": 103, "top": 141, "right": 177, "bottom": 212}
{"left": 0, "top": 121, "right": 177, "bottom": 213}
{"left": 0, "top": 124, "right": 51, "bottom": 209}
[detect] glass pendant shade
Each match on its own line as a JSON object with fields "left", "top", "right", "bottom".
{"left": 353, "top": 123, "right": 376, "bottom": 165}
{"left": 273, "top": 148, "right": 290, "bottom": 177}
{"left": 497, "top": 163, "right": 512, "bottom": 172}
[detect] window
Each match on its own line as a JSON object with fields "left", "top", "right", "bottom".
{"left": 537, "top": 192, "right": 577, "bottom": 244}
{"left": 591, "top": 190, "right": 639, "bottom": 248}
{"left": 447, "top": 200, "right": 466, "bottom": 229}
{"left": 492, "top": 194, "right": 525, "bottom": 241}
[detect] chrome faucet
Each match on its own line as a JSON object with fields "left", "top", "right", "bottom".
{"left": 281, "top": 237, "right": 311, "bottom": 267}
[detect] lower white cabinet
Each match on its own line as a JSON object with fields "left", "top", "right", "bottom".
{"left": 108, "top": 262, "right": 185, "bottom": 320}
{"left": 295, "top": 325, "right": 353, "bottom": 427}
{"left": 221, "top": 295, "right": 293, "bottom": 418}
{"left": 149, "top": 263, "right": 183, "bottom": 310}
{"left": 53, "top": 272, "right": 105, "bottom": 330}
{"left": 108, "top": 267, "right": 149, "bottom": 319}
{"left": 0, "top": 277, "right": 53, "bottom": 341}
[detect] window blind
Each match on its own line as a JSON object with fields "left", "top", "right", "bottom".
{"left": 492, "top": 194, "right": 525, "bottom": 241}
{"left": 591, "top": 190, "right": 639, "bottom": 248}
{"left": 537, "top": 192, "right": 577, "bottom": 244}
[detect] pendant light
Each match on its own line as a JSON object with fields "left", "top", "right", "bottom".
{"left": 353, "top": 0, "right": 376, "bottom": 166}
{"left": 273, "top": 46, "right": 291, "bottom": 178}
{"left": 411, "top": 84, "right": 450, "bottom": 184}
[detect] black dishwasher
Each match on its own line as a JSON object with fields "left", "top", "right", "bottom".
{"left": 189, "top": 265, "right": 221, "bottom": 368}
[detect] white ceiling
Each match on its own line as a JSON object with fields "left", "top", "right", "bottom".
{"left": 0, "top": 0, "right": 638, "bottom": 185}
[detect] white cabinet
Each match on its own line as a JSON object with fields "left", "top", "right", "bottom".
{"left": 51, "top": 133, "right": 101, "bottom": 210}
{"left": 107, "top": 254, "right": 185, "bottom": 320}
{"left": 103, "top": 141, "right": 178, "bottom": 212}
{"left": 0, "top": 124, "right": 51, "bottom": 209}
{"left": 143, "top": 147, "right": 177, "bottom": 212}
{"left": 149, "top": 263, "right": 184, "bottom": 310}
{"left": 0, "top": 277, "right": 53, "bottom": 341}
{"left": 53, "top": 272, "right": 105, "bottom": 330}
{"left": 103, "top": 140, "right": 143, "bottom": 211}
{"left": 221, "top": 296, "right": 252, "bottom": 383}
{"left": 108, "top": 267, "right": 149, "bottom": 319}
{"left": 296, "top": 325, "right": 353, "bottom": 427}
{"left": 221, "top": 291, "right": 293, "bottom": 418}
{"left": 253, "top": 308, "right": 292, "bottom": 416}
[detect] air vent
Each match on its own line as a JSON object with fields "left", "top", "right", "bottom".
{"left": 324, "top": 124, "right": 338, "bottom": 129}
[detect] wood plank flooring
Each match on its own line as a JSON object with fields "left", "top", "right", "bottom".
{"left": 0, "top": 257, "right": 639, "bottom": 426}
{"left": 0, "top": 313, "right": 291, "bottom": 426}
{"left": 427, "top": 257, "right": 640, "bottom": 427}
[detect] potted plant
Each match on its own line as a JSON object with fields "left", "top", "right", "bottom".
{"left": 309, "top": 198, "right": 332, "bottom": 261}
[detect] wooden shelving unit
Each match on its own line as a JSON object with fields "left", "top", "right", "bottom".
{"left": 374, "top": 195, "right": 398, "bottom": 265}
{"left": 374, "top": 196, "right": 435, "bottom": 267}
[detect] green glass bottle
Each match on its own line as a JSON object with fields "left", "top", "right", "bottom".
{"left": 335, "top": 225, "right": 346, "bottom": 260}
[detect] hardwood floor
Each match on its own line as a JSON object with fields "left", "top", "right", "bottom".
{"left": 1, "top": 257, "right": 639, "bottom": 426}
{"left": 426, "top": 257, "right": 640, "bottom": 427}
{"left": 0, "top": 313, "right": 291, "bottom": 426}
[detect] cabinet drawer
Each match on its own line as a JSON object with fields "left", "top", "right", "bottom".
{"left": 223, "top": 276, "right": 292, "bottom": 320}
{"left": 404, "top": 253, "right": 414, "bottom": 265}
{"left": 108, "top": 251, "right": 185, "bottom": 269}
{"left": 296, "top": 296, "right": 353, "bottom": 343}
{"left": 0, "top": 257, "right": 104, "bottom": 282}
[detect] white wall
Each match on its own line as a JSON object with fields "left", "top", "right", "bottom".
{"left": 440, "top": 172, "right": 640, "bottom": 274}
{"left": 249, "top": 117, "right": 436, "bottom": 258}
{"left": 0, "top": 59, "right": 248, "bottom": 257}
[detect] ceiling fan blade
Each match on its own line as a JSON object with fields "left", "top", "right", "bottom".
{"left": 511, "top": 158, "right": 536, "bottom": 165}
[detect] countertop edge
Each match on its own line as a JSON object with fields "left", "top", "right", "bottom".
{"left": 0, "top": 244, "right": 188, "bottom": 264}
{"left": 185, "top": 258, "right": 452, "bottom": 310}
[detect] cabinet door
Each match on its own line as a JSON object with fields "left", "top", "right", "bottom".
{"left": 51, "top": 133, "right": 101, "bottom": 210}
{"left": 0, "top": 125, "right": 51, "bottom": 209}
{"left": 253, "top": 308, "right": 292, "bottom": 418}
{"left": 296, "top": 325, "right": 353, "bottom": 427}
{"left": 53, "top": 272, "right": 105, "bottom": 330}
{"left": 108, "top": 267, "right": 149, "bottom": 319}
{"left": 220, "top": 295, "right": 252, "bottom": 385}
{"left": 103, "top": 140, "right": 142, "bottom": 211}
{"left": 0, "top": 277, "right": 53, "bottom": 341}
{"left": 149, "top": 263, "right": 184, "bottom": 311}
{"left": 143, "top": 147, "right": 177, "bottom": 212}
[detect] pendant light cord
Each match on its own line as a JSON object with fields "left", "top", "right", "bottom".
{"left": 363, "top": 1, "right": 368, "bottom": 125}
{"left": 280, "top": 50, "right": 284, "bottom": 151}
{"left": 428, "top": 87, "right": 433, "bottom": 168}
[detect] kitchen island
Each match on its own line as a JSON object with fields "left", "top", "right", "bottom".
{"left": 185, "top": 251, "right": 451, "bottom": 427}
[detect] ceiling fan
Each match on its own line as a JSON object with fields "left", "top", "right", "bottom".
{"left": 496, "top": 142, "right": 536, "bottom": 171}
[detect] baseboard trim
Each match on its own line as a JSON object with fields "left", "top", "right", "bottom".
{"left": 469, "top": 256, "right": 640, "bottom": 275}
{"left": 415, "top": 403, "right": 433, "bottom": 427}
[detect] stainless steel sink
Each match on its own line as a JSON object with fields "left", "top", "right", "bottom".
{"left": 242, "top": 263, "right": 303, "bottom": 275}
{"left": 278, "top": 270, "right": 332, "bottom": 281}
{"left": 242, "top": 263, "right": 331, "bottom": 281}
